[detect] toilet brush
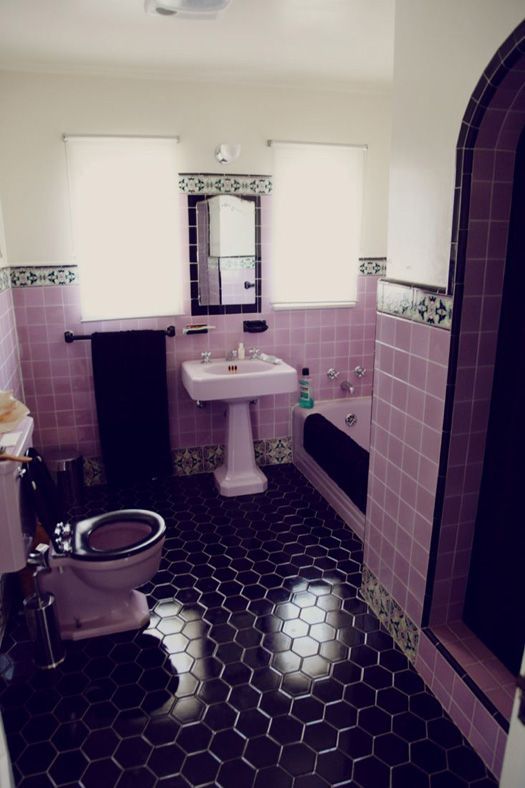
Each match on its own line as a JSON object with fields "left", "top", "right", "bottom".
{"left": 23, "top": 546, "right": 65, "bottom": 669}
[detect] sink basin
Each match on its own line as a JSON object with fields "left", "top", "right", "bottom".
{"left": 181, "top": 357, "right": 298, "bottom": 497}
{"left": 181, "top": 358, "right": 298, "bottom": 402}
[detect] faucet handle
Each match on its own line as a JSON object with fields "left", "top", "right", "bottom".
{"left": 248, "top": 347, "right": 260, "bottom": 359}
{"left": 201, "top": 351, "right": 212, "bottom": 364}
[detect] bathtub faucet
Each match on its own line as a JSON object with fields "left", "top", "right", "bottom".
{"left": 326, "top": 368, "right": 340, "bottom": 381}
{"left": 340, "top": 380, "right": 355, "bottom": 394}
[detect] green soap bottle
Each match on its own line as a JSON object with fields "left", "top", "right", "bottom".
{"left": 299, "top": 367, "right": 314, "bottom": 409}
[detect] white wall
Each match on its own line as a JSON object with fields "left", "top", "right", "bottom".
{"left": 0, "top": 71, "right": 391, "bottom": 265}
{"left": 0, "top": 194, "right": 7, "bottom": 268}
{"left": 387, "top": 0, "right": 524, "bottom": 289}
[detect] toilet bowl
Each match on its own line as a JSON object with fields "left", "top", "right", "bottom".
{"left": 0, "top": 418, "right": 166, "bottom": 641}
{"left": 37, "top": 509, "right": 166, "bottom": 641}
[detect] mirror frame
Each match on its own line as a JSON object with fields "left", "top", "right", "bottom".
{"left": 188, "top": 193, "right": 261, "bottom": 316}
{"left": 180, "top": 173, "right": 271, "bottom": 317}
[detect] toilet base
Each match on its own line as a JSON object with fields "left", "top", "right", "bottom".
{"left": 57, "top": 589, "right": 150, "bottom": 641}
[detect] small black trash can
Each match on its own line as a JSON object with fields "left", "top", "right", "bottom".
{"left": 44, "top": 447, "right": 84, "bottom": 514}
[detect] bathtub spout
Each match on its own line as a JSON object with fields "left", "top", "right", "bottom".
{"left": 340, "top": 381, "right": 355, "bottom": 394}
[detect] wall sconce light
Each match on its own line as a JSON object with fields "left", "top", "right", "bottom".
{"left": 215, "top": 143, "right": 241, "bottom": 165}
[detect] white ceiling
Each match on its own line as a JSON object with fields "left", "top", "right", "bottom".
{"left": 0, "top": 0, "right": 394, "bottom": 91}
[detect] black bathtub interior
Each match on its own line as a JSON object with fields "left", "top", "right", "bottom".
{"left": 303, "top": 413, "right": 369, "bottom": 513}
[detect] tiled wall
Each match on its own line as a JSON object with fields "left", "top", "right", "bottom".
{"left": 364, "top": 309, "right": 450, "bottom": 626}
{"left": 11, "top": 273, "right": 378, "bottom": 460}
{"left": 0, "top": 270, "right": 23, "bottom": 644}
{"left": 6, "top": 186, "right": 381, "bottom": 465}
{"left": 430, "top": 54, "right": 525, "bottom": 625}
{"left": 362, "top": 26, "right": 525, "bottom": 781}
{"left": 0, "top": 270, "right": 23, "bottom": 398}
{"left": 416, "top": 631, "right": 508, "bottom": 778}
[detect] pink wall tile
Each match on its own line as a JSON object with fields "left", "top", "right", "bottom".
{"left": 6, "top": 269, "right": 379, "bottom": 455}
{"left": 0, "top": 286, "right": 23, "bottom": 398}
{"left": 364, "top": 314, "right": 450, "bottom": 628}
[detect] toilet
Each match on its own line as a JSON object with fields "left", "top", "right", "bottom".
{"left": 0, "top": 417, "right": 166, "bottom": 640}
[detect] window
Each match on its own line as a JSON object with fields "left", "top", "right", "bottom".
{"left": 269, "top": 140, "right": 366, "bottom": 309}
{"left": 65, "top": 135, "right": 183, "bottom": 321}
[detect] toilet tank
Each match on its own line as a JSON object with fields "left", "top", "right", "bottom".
{"left": 0, "top": 417, "right": 34, "bottom": 572}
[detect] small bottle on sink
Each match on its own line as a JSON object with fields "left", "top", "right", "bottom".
{"left": 238, "top": 341, "right": 245, "bottom": 360}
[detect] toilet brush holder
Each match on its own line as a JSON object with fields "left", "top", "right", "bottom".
{"left": 23, "top": 591, "right": 65, "bottom": 670}
{"left": 23, "top": 548, "right": 65, "bottom": 670}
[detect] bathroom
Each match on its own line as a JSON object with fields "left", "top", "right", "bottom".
{"left": 1, "top": 0, "right": 524, "bottom": 785}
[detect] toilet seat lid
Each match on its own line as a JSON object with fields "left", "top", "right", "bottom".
{"left": 22, "top": 448, "right": 165, "bottom": 559}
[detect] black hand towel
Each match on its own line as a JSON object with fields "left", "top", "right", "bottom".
{"left": 91, "top": 330, "right": 172, "bottom": 486}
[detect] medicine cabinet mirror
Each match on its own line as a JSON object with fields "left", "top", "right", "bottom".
{"left": 188, "top": 193, "right": 261, "bottom": 316}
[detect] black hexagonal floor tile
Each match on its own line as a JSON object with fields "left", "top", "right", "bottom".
{"left": 244, "top": 734, "right": 281, "bottom": 768}
{"left": 0, "top": 466, "right": 497, "bottom": 787}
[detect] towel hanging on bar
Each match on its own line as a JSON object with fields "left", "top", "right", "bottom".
{"left": 91, "top": 330, "right": 172, "bottom": 485}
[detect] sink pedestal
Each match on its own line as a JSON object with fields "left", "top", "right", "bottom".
{"left": 181, "top": 357, "right": 298, "bottom": 497}
{"left": 214, "top": 399, "right": 268, "bottom": 496}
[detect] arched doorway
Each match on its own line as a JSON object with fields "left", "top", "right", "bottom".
{"left": 426, "top": 20, "right": 525, "bottom": 719}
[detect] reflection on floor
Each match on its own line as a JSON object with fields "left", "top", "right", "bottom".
{"left": 0, "top": 465, "right": 497, "bottom": 787}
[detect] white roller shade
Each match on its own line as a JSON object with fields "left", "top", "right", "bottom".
{"left": 270, "top": 141, "right": 366, "bottom": 309}
{"left": 65, "top": 136, "right": 182, "bottom": 321}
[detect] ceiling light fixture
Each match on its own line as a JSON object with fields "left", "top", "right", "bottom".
{"left": 145, "top": 0, "right": 232, "bottom": 18}
{"left": 215, "top": 143, "right": 241, "bottom": 165}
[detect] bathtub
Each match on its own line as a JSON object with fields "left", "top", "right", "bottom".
{"left": 292, "top": 397, "right": 371, "bottom": 540}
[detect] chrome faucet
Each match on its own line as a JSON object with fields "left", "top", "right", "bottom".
{"left": 201, "top": 351, "right": 212, "bottom": 364}
{"left": 340, "top": 380, "right": 355, "bottom": 394}
{"left": 226, "top": 349, "right": 238, "bottom": 361}
{"left": 327, "top": 368, "right": 341, "bottom": 381}
{"left": 248, "top": 347, "right": 261, "bottom": 359}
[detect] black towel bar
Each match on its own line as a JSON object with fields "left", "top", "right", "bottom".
{"left": 64, "top": 326, "right": 176, "bottom": 343}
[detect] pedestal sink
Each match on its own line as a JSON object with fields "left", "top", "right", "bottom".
{"left": 181, "top": 358, "right": 298, "bottom": 496}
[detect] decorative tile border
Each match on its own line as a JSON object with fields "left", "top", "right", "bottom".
{"left": 360, "top": 565, "right": 419, "bottom": 662}
{"left": 413, "top": 289, "right": 453, "bottom": 328}
{"left": 377, "top": 279, "right": 453, "bottom": 330}
{"left": 83, "top": 456, "right": 106, "bottom": 487}
{"left": 358, "top": 257, "right": 387, "bottom": 276}
{"left": 173, "top": 447, "right": 205, "bottom": 477}
{"left": 84, "top": 437, "right": 292, "bottom": 486}
{"left": 216, "top": 256, "right": 256, "bottom": 271}
{"left": 203, "top": 444, "right": 224, "bottom": 473}
{"left": 3, "top": 257, "right": 385, "bottom": 291}
{"left": 265, "top": 437, "right": 293, "bottom": 464}
{"left": 179, "top": 173, "right": 272, "bottom": 195}
{"left": 9, "top": 265, "right": 79, "bottom": 288}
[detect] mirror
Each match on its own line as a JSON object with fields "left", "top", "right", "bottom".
{"left": 188, "top": 193, "right": 261, "bottom": 316}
